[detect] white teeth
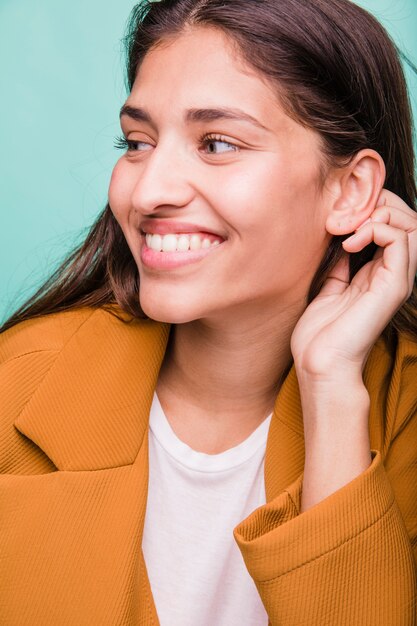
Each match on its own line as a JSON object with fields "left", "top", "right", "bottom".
{"left": 149, "top": 233, "right": 162, "bottom": 252}
{"left": 177, "top": 234, "right": 190, "bottom": 251}
{"left": 161, "top": 234, "right": 177, "bottom": 252}
{"left": 189, "top": 234, "right": 202, "bottom": 250}
{"left": 145, "top": 232, "right": 222, "bottom": 252}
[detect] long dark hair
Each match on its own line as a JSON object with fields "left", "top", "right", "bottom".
{"left": 2, "top": 0, "right": 416, "bottom": 340}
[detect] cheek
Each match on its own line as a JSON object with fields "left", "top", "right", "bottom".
{"left": 233, "top": 159, "right": 327, "bottom": 278}
{"left": 220, "top": 157, "right": 322, "bottom": 240}
{"left": 108, "top": 160, "right": 133, "bottom": 224}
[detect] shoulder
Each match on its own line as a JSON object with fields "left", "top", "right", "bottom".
{"left": 0, "top": 308, "right": 96, "bottom": 473}
{"left": 0, "top": 307, "right": 97, "bottom": 363}
{"left": 0, "top": 306, "right": 170, "bottom": 474}
{"left": 0, "top": 305, "right": 168, "bottom": 364}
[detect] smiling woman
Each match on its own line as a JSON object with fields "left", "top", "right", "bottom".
{"left": 110, "top": 27, "right": 331, "bottom": 325}
{"left": 1, "top": 1, "right": 417, "bottom": 625}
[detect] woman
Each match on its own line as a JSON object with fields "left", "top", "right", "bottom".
{"left": 1, "top": 0, "right": 416, "bottom": 624}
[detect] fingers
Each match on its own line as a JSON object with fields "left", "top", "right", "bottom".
{"left": 342, "top": 222, "right": 413, "bottom": 299}
{"left": 367, "top": 203, "right": 417, "bottom": 232}
{"left": 376, "top": 189, "right": 415, "bottom": 214}
{"left": 347, "top": 192, "right": 417, "bottom": 292}
{"left": 366, "top": 204, "right": 417, "bottom": 277}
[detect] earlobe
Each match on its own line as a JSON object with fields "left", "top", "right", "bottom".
{"left": 325, "top": 149, "right": 386, "bottom": 236}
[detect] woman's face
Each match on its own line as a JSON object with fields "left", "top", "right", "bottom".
{"left": 109, "top": 26, "right": 333, "bottom": 324}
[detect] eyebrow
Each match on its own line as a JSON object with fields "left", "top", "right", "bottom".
{"left": 119, "top": 104, "right": 270, "bottom": 132}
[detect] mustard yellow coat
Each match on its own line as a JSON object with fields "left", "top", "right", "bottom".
{"left": 0, "top": 306, "right": 416, "bottom": 625}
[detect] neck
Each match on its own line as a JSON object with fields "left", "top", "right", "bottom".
{"left": 155, "top": 298, "right": 304, "bottom": 451}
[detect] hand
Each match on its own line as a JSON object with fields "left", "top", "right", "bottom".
{"left": 291, "top": 189, "right": 417, "bottom": 380}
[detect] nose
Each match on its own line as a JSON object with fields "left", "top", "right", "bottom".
{"left": 130, "top": 138, "right": 196, "bottom": 216}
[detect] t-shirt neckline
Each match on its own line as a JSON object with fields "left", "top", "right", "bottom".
{"left": 148, "top": 392, "right": 273, "bottom": 473}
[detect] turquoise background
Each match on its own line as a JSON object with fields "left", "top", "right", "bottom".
{"left": 1, "top": 0, "right": 416, "bottom": 322}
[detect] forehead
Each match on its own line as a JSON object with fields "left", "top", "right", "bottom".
{"left": 129, "top": 26, "right": 285, "bottom": 125}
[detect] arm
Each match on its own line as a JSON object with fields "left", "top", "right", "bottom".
{"left": 234, "top": 436, "right": 416, "bottom": 625}
{"left": 234, "top": 190, "right": 417, "bottom": 624}
{"left": 233, "top": 345, "right": 417, "bottom": 625}
{"left": 298, "top": 375, "right": 371, "bottom": 513}
{"left": 292, "top": 189, "right": 417, "bottom": 514}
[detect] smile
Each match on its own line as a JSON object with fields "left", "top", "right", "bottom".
{"left": 141, "top": 233, "right": 224, "bottom": 270}
{"left": 145, "top": 232, "right": 223, "bottom": 253}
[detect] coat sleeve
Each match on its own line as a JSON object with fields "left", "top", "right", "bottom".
{"left": 233, "top": 346, "right": 417, "bottom": 626}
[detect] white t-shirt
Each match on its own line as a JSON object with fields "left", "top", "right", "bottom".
{"left": 142, "top": 392, "right": 271, "bottom": 626}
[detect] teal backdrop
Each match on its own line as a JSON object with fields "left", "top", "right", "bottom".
{"left": 1, "top": 0, "right": 416, "bottom": 322}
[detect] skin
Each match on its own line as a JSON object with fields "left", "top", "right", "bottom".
{"left": 109, "top": 26, "right": 417, "bottom": 511}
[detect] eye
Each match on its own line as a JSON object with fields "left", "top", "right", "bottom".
{"left": 114, "top": 135, "right": 152, "bottom": 152}
{"left": 113, "top": 133, "right": 240, "bottom": 155}
{"left": 199, "top": 133, "right": 240, "bottom": 154}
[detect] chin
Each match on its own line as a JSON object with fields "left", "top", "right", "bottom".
{"left": 139, "top": 293, "right": 202, "bottom": 325}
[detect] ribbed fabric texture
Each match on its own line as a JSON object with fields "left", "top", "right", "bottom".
{"left": 234, "top": 450, "right": 416, "bottom": 624}
{"left": 0, "top": 306, "right": 416, "bottom": 625}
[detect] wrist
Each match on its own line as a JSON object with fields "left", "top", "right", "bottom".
{"left": 297, "top": 377, "right": 370, "bottom": 438}
{"left": 299, "top": 391, "right": 372, "bottom": 512}
{"left": 295, "top": 356, "right": 365, "bottom": 383}
{"left": 296, "top": 368, "right": 369, "bottom": 407}
{"left": 293, "top": 346, "right": 371, "bottom": 384}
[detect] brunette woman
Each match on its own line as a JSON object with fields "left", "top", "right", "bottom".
{"left": 1, "top": 0, "right": 416, "bottom": 624}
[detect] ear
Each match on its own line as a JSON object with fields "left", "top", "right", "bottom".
{"left": 325, "top": 149, "right": 386, "bottom": 235}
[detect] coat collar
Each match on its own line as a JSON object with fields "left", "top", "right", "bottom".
{"left": 15, "top": 309, "right": 390, "bottom": 494}
{"left": 14, "top": 306, "right": 389, "bottom": 501}
{"left": 13, "top": 307, "right": 306, "bottom": 498}
{"left": 15, "top": 309, "right": 398, "bottom": 501}
{"left": 14, "top": 308, "right": 171, "bottom": 472}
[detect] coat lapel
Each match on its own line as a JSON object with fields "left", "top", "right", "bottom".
{"left": 13, "top": 306, "right": 306, "bottom": 493}
{"left": 14, "top": 309, "right": 171, "bottom": 471}
{"left": 11, "top": 308, "right": 171, "bottom": 625}
{"left": 264, "top": 366, "right": 305, "bottom": 501}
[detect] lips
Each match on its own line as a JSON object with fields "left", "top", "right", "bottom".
{"left": 140, "top": 233, "right": 224, "bottom": 270}
{"left": 139, "top": 219, "right": 226, "bottom": 240}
